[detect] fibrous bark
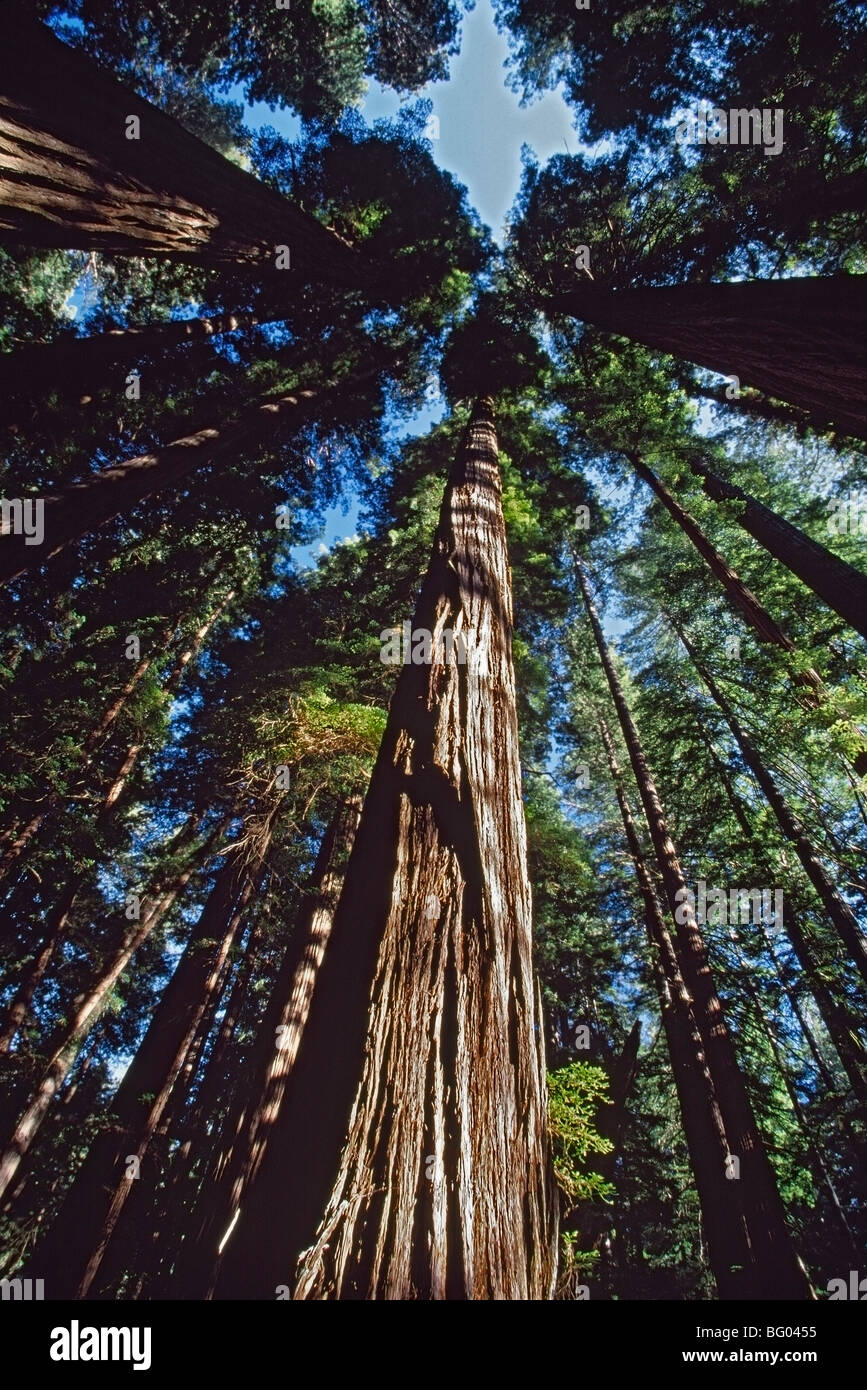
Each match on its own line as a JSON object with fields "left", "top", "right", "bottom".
{"left": 0, "top": 8, "right": 359, "bottom": 281}
{"left": 216, "top": 399, "right": 557, "bottom": 1301}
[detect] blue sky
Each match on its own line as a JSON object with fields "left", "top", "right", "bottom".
{"left": 270, "top": 0, "right": 577, "bottom": 565}
{"left": 244, "top": 0, "right": 577, "bottom": 245}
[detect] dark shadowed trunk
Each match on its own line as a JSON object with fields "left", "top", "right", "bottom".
{"left": 172, "top": 796, "right": 363, "bottom": 1298}
{"left": 0, "top": 377, "right": 337, "bottom": 585}
{"left": 26, "top": 806, "right": 278, "bottom": 1297}
{"left": 597, "top": 714, "right": 786, "bottom": 1297}
{"left": 0, "top": 311, "right": 273, "bottom": 429}
{"left": 0, "top": 818, "right": 212, "bottom": 1203}
{"left": 686, "top": 458, "right": 867, "bottom": 641}
{"left": 552, "top": 277, "right": 867, "bottom": 441}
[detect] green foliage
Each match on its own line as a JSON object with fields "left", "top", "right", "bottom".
{"left": 548, "top": 1061, "right": 615, "bottom": 1206}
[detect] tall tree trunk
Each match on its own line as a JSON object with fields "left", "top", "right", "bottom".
{"left": 176, "top": 795, "right": 362, "bottom": 1298}
{"left": 575, "top": 553, "right": 811, "bottom": 1299}
{"left": 0, "top": 374, "right": 340, "bottom": 585}
{"left": 670, "top": 616, "right": 867, "bottom": 993}
{"left": 217, "top": 399, "right": 557, "bottom": 1302}
{"left": 0, "top": 594, "right": 234, "bottom": 1048}
{"left": 667, "top": 645, "right": 867, "bottom": 1099}
{"left": 0, "top": 629, "right": 169, "bottom": 889}
{"left": 27, "top": 807, "right": 277, "bottom": 1298}
{"left": 0, "top": 818, "right": 211, "bottom": 1202}
{"left": 552, "top": 277, "right": 867, "bottom": 441}
{"left": 597, "top": 714, "right": 787, "bottom": 1297}
{"left": 97, "top": 897, "right": 263, "bottom": 1298}
{"left": 683, "top": 379, "right": 817, "bottom": 438}
{"left": 727, "top": 931, "right": 861, "bottom": 1260}
{"left": 686, "top": 458, "right": 867, "bottom": 642}
{"left": 0, "top": 8, "right": 359, "bottom": 280}
{"left": 627, "top": 450, "right": 867, "bottom": 765}
{"left": 0, "top": 311, "right": 272, "bottom": 430}
{"left": 624, "top": 451, "right": 810, "bottom": 662}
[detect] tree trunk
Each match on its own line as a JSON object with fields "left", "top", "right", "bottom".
{"left": 597, "top": 714, "right": 787, "bottom": 1297}
{"left": 0, "top": 377, "right": 332, "bottom": 585}
{"left": 552, "top": 277, "right": 867, "bottom": 441}
{"left": 0, "top": 8, "right": 359, "bottom": 281}
{"left": 176, "top": 795, "right": 362, "bottom": 1298}
{"left": 687, "top": 458, "right": 867, "bottom": 641}
{"left": 575, "top": 553, "right": 811, "bottom": 1299}
{"left": 27, "top": 810, "right": 276, "bottom": 1298}
{"left": 664, "top": 618, "right": 867, "bottom": 1098}
{"left": 727, "top": 931, "right": 860, "bottom": 1260}
{"left": 685, "top": 380, "right": 817, "bottom": 438}
{"left": 0, "top": 618, "right": 174, "bottom": 888}
{"left": 0, "top": 311, "right": 270, "bottom": 430}
{"left": 669, "top": 618, "right": 867, "bottom": 992}
{"left": 0, "top": 819, "right": 211, "bottom": 1202}
{"left": 217, "top": 399, "right": 557, "bottom": 1302}
{"left": 0, "top": 594, "right": 234, "bottom": 1048}
{"left": 624, "top": 451, "right": 804, "bottom": 658}
{"left": 627, "top": 450, "right": 867, "bottom": 766}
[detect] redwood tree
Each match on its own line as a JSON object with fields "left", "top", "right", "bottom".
{"left": 215, "top": 398, "right": 557, "bottom": 1301}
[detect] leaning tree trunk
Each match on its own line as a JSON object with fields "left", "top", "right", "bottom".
{"left": 216, "top": 398, "right": 557, "bottom": 1302}
{"left": 626, "top": 450, "right": 867, "bottom": 764}
{"left": 175, "top": 795, "right": 363, "bottom": 1299}
{"left": 0, "top": 593, "right": 235, "bottom": 1051}
{"left": 0, "top": 818, "right": 212, "bottom": 1202}
{"left": 0, "top": 372, "right": 346, "bottom": 585}
{"left": 669, "top": 617, "right": 867, "bottom": 992}
{"left": 664, "top": 618, "right": 867, "bottom": 1100}
{"left": 575, "top": 553, "right": 811, "bottom": 1300}
{"left": 0, "top": 311, "right": 274, "bottom": 430}
{"left": 551, "top": 277, "right": 867, "bottom": 441}
{"left": 0, "top": 7, "right": 359, "bottom": 281}
{"left": 0, "top": 624, "right": 171, "bottom": 890}
{"left": 727, "top": 930, "right": 861, "bottom": 1259}
{"left": 597, "top": 713, "right": 782, "bottom": 1297}
{"left": 26, "top": 808, "right": 277, "bottom": 1298}
{"left": 681, "top": 378, "right": 816, "bottom": 438}
{"left": 624, "top": 451, "right": 811, "bottom": 662}
{"left": 685, "top": 457, "right": 867, "bottom": 642}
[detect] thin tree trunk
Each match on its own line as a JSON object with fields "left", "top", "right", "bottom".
{"left": 668, "top": 645, "right": 867, "bottom": 1098}
{"left": 575, "top": 553, "right": 811, "bottom": 1299}
{"left": 670, "top": 616, "right": 867, "bottom": 992}
{"left": 98, "top": 896, "right": 263, "bottom": 1298}
{"left": 0, "top": 376, "right": 334, "bottom": 584}
{"left": 217, "top": 399, "right": 557, "bottom": 1302}
{"left": 176, "top": 795, "right": 362, "bottom": 1298}
{"left": 0, "top": 819, "right": 211, "bottom": 1201}
{"left": 0, "top": 312, "right": 272, "bottom": 430}
{"left": 0, "top": 618, "right": 175, "bottom": 887}
{"left": 597, "top": 714, "right": 784, "bottom": 1297}
{"left": 727, "top": 931, "right": 860, "bottom": 1260}
{"left": 552, "top": 277, "right": 867, "bottom": 441}
{"left": 628, "top": 451, "right": 867, "bottom": 765}
{"left": 685, "top": 380, "right": 817, "bottom": 438}
{"left": 27, "top": 808, "right": 278, "bottom": 1298}
{"left": 0, "top": 595, "right": 234, "bottom": 1047}
{"left": 686, "top": 458, "right": 867, "bottom": 642}
{"left": 0, "top": 8, "right": 359, "bottom": 279}
{"left": 625, "top": 451, "right": 810, "bottom": 662}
